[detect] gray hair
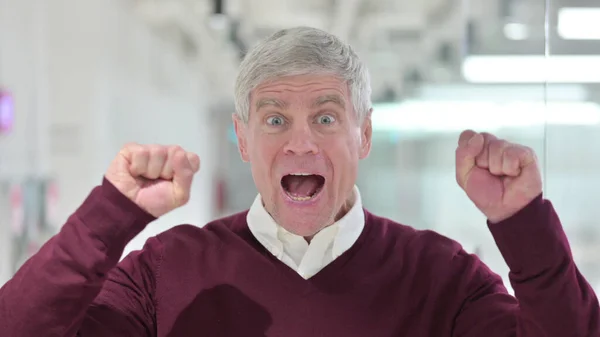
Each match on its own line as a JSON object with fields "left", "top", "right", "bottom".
{"left": 234, "top": 26, "right": 372, "bottom": 123}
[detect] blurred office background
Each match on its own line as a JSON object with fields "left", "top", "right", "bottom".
{"left": 1, "top": 0, "right": 600, "bottom": 291}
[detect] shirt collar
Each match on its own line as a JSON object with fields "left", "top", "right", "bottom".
{"left": 247, "top": 186, "right": 365, "bottom": 258}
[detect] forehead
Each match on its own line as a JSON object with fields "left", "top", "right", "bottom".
{"left": 250, "top": 74, "right": 351, "bottom": 105}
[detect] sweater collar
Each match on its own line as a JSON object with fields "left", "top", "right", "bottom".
{"left": 247, "top": 186, "right": 365, "bottom": 263}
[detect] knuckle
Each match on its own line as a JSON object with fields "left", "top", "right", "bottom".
{"left": 157, "top": 147, "right": 169, "bottom": 157}
{"left": 491, "top": 139, "right": 506, "bottom": 147}
{"left": 481, "top": 132, "right": 499, "bottom": 145}
{"left": 167, "top": 145, "right": 182, "bottom": 157}
{"left": 119, "top": 142, "right": 138, "bottom": 157}
{"left": 490, "top": 140, "right": 508, "bottom": 154}
{"left": 458, "top": 129, "right": 475, "bottom": 144}
{"left": 137, "top": 147, "right": 151, "bottom": 157}
{"left": 510, "top": 144, "right": 529, "bottom": 154}
{"left": 144, "top": 146, "right": 168, "bottom": 163}
{"left": 147, "top": 144, "right": 165, "bottom": 154}
{"left": 522, "top": 146, "right": 534, "bottom": 154}
{"left": 122, "top": 142, "right": 140, "bottom": 150}
{"left": 168, "top": 146, "right": 185, "bottom": 158}
{"left": 170, "top": 145, "right": 184, "bottom": 152}
{"left": 523, "top": 146, "right": 537, "bottom": 160}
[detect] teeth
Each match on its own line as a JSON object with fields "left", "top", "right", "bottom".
{"left": 289, "top": 173, "right": 312, "bottom": 176}
{"left": 289, "top": 195, "right": 313, "bottom": 201}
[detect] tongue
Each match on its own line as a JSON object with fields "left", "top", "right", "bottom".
{"left": 285, "top": 175, "right": 320, "bottom": 197}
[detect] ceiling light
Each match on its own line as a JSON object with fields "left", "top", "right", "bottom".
{"left": 504, "top": 23, "right": 529, "bottom": 40}
{"left": 558, "top": 8, "right": 600, "bottom": 40}
{"left": 462, "top": 55, "right": 600, "bottom": 83}
{"left": 371, "top": 101, "right": 600, "bottom": 132}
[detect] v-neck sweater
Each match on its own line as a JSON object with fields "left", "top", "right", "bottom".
{"left": 0, "top": 178, "right": 598, "bottom": 336}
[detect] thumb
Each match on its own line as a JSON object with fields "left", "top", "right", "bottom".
{"left": 172, "top": 151, "right": 197, "bottom": 205}
{"left": 186, "top": 152, "right": 201, "bottom": 172}
{"left": 455, "top": 131, "right": 484, "bottom": 188}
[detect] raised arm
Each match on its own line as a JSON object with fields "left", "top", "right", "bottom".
{"left": 452, "top": 130, "right": 599, "bottom": 336}
{"left": 0, "top": 180, "right": 158, "bottom": 336}
{"left": 0, "top": 144, "right": 200, "bottom": 337}
{"left": 452, "top": 196, "right": 599, "bottom": 337}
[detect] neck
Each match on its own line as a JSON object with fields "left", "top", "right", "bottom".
{"left": 336, "top": 191, "right": 356, "bottom": 221}
{"left": 304, "top": 188, "right": 355, "bottom": 243}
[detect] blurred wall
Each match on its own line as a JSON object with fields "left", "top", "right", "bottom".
{"left": 0, "top": 0, "right": 217, "bottom": 283}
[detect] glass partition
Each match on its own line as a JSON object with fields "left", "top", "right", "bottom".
{"left": 545, "top": 1, "right": 600, "bottom": 289}
{"left": 219, "top": 0, "right": 600, "bottom": 291}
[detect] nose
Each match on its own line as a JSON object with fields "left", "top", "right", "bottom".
{"left": 283, "top": 121, "right": 319, "bottom": 155}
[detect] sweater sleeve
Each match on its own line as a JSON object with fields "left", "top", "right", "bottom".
{"left": 0, "top": 178, "right": 158, "bottom": 337}
{"left": 452, "top": 195, "right": 600, "bottom": 337}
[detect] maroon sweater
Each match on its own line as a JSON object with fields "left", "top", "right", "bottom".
{"left": 0, "top": 178, "right": 598, "bottom": 336}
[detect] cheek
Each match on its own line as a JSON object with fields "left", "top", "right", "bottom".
{"left": 340, "top": 131, "right": 363, "bottom": 156}
{"left": 324, "top": 136, "right": 361, "bottom": 168}
{"left": 250, "top": 137, "right": 281, "bottom": 169}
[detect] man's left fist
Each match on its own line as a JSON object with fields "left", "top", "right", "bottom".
{"left": 455, "top": 130, "right": 543, "bottom": 223}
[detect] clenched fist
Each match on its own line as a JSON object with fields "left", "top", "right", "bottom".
{"left": 105, "top": 143, "right": 200, "bottom": 217}
{"left": 455, "top": 130, "right": 543, "bottom": 223}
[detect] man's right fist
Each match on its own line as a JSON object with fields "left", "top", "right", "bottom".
{"left": 105, "top": 143, "right": 200, "bottom": 217}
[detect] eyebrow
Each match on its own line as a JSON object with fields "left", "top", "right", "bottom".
{"left": 311, "top": 94, "right": 346, "bottom": 109}
{"left": 255, "top": 98, "right": 287, "bottom": 111}
{"left": 255, "top": 94, "right": 346, "bottom": 111}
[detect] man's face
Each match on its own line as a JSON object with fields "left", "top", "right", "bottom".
{"left": 234, "top": 74, "right": 372, "bottom": 237}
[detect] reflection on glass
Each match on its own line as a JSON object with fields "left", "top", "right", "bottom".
{"left": 212, "top": 0, "right": 600, "bottom": 291}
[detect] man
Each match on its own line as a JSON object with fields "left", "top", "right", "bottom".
{"left": 0, "top": 27, "right": 598, "bottom": 337}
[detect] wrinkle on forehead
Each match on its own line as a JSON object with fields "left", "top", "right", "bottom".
{"left": 254, "top": 75, "right": 348, "bottom": 94}
{"left": 253, "top": 76, "right": 349, "bottom": 105}
{"left": 248, "top": 75, "right": 355, "bottom": 122}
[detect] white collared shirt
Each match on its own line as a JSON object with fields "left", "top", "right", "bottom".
{"left": 247, "top": 186, "right": 365, "bottom": 279}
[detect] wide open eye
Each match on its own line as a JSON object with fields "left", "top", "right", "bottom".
{"left": 266, "top": 115, "right": 285, "bottom": 126}
{"left": 317, "top": 115, "right": 336, "bottom": 125}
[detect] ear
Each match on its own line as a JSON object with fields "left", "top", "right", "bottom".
{"left": 233, "top": 114, "right": 250, "bottom": 162}
{"left": 359, "top": 108, "right": 373, "bottom": 160}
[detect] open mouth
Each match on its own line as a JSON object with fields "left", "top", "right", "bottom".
{"left": 281, "top": 173, "right": 326, "bottom": 202}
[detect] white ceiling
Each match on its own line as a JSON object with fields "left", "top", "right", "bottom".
{"left": 132, "top": 0, "right": 597, "bottom": 107}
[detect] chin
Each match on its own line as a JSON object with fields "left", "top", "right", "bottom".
{"left": 277, "top": 217, "right": 329, "bottom": 238}
{"left": 274, "top": 203, "right": 337, "bottom": 238}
